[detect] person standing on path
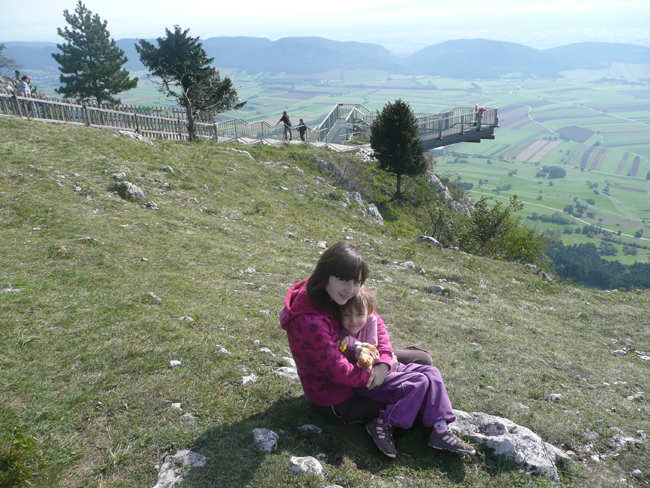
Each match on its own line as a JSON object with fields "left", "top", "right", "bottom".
{"left": 16, "top": 75, "right": 38, "bottom": 117}
{"left": 277, "top": 111, "right": 292, "bottom": 141}
{"left": 296, "top": 118, "right": 308, "bottom": 141}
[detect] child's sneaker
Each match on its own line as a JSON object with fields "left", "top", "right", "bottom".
{"left": 428, "top": 430, "right": 476, "bottom": 455}
{"left": 365, "top": 417, "right": 397, "bottom": 458}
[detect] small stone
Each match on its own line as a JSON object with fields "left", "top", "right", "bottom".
{"left": 289, "top": 456, "right": 323, "bottom": 477}
{"left": 178, "top": 316, "right": 194, "bottom": 322}
{"left": 274, "top": 367, "right": 300, "bottom": 382}
{"left": 2, "top": 284, "right": 23, "bottom": 293}
{"left": 631, "top": 469, "right": 643, "bottom": 478}
{"left": 317, "top": 241, "right": 327, "bottom": 249}
{"left": 112, "top": 172, "right": 127, "bottom": 180}
{"left": 169, "top": 360, "right": 182, "bottom": 368}
{"left": 180, "top": 413, "right": 197, "bottom": 424}
{"left": 141, "top": 257, "right": 149, "bottom": 262}
{"left": 145, "top": 201, "right": 158, "bottom": 209}
{"left": 259, "top": 347, "right": 275, "bottom": 357}
{"left": 280, "top": 356, "right": 296, "bottom": 368}
{"left": 146, "top": 292, "right": 162, "bottom": 305}
{"left": 32, "top": 227, "right": 41, "bottom": 231}
{"left": 544, "top": 393, "right": 563, "bottom": 402}
{"left": 242, "top": 374, "right": 258, "bottom": 385}
{"left": 298, "top": 424, "right": 322, "bottom": 435}
{"left": 252, "top": 428, "right": 278, "bottom": 453}
{"left": 170, "top": 403, "right": 182, "bottom": 412}
{"left": 214, "top": 345, "right": 230, "bottom": 355}
{"left": 613, "top": 349, "right": 628, "bottom": 355}
{"left": 627, "top": 392, "right": 644, "bottom": 402}
{"left": 160, "top": 165, "right": 174, "bottom": 173}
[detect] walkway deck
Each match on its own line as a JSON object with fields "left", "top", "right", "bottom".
{"left": 0, "top": 93, "right": 497, "bottom": 148}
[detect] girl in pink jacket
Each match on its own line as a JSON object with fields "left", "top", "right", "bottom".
{"left": 280, "top": 241, "right": 475, "bottom": 458}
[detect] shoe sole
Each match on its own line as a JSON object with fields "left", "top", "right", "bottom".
{"left": 429, "top": 444, "right": 476, "bottom": 456}
{"left": 365, "top": 424, "right": 397, "bottom": 458}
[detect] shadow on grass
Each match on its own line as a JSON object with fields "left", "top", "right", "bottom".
{"left": 181, "top": 396, "right": 474, "bottom": 486}
{"left": 375, "top": 200, "right": 400, "bottom": 223}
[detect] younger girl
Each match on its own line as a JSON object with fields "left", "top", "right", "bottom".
{"left": 338, "top": 286, "right": 475, "bottom": 458}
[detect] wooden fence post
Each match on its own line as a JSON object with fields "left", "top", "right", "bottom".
{"left": 134, "top": 113, "right": 140, "bottom": 133}
{"left": 13, "top": 93, "right": 24, "bottom": 117}
{"left": 82, "top": 103, "right": 90, "bottom": 126}
{"left": 213, "top": 123, "right": 218, "bottom": 141}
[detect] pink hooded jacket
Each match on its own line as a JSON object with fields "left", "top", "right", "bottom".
{"left": 280, "top": 279, "right": 393, "bottom": 406}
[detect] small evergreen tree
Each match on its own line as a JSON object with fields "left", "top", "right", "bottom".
{"left": 370, "top": 99, "right": 427, "bottom": 198}
{"left": 136, "top": 26, "right": 245, "bottom": 141}
{"left": 52, "top": 1, "right": 137, "bottom": 104}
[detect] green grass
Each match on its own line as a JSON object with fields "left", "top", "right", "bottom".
{"left": 1, "top": 117, "right": 649, "bottom": 487}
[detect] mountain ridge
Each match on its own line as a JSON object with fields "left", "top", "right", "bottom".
{"left": 4, "top": 37, "right": 650, "bottom": 79}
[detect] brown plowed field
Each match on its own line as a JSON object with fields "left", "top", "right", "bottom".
{"left": 516, "top": 140, "right": 547, "bottom": 161}
{"left": 589, "top": 147, "right": 607, "bottom": 170}
{"left": 628, "top": 156, "right": 640, "bottom": 177}
{"left": 580, "top": 145, "right": 597, "bottom": 170}
{"left": 615, "top": 152, "right": 630, "bottom": 174}
{"left": 529, "top": 140, "right": 561, "bottom": 163}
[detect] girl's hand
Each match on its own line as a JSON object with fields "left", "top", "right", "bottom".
{"left": 354, "top": 342, "right": 379, "bottom": 361}
{"left": 366, "top": 362, "right": 389, "bottom": 389}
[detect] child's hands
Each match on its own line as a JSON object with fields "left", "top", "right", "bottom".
{"left": 354, "top": 342, "right": 379, "bottom": 360}
{"left": 338, "top": 336, "right": 350, "bottom": 352}
{"left": 391, "top": 352, "right": 398, "bottom": 372}
{"left": 355, "top": 343, "right": 379, "bottom": 372}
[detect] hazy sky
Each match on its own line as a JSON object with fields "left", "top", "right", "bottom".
{"left": 2, "top": 0, "right": 650, "bottom": 53}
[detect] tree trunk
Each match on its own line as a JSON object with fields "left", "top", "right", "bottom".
{"left": 185, "top": 104, "right": 196, "bottom": 141}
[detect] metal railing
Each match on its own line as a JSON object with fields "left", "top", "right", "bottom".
{"left": 0, "top": 91, "right": 497, "bottom": 145}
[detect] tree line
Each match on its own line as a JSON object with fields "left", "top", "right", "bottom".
{"left": 46, "top": 1, "right": 244, "bottom": 140}
{"left": 545, "top": 240, "right": 650, "bottom": 289}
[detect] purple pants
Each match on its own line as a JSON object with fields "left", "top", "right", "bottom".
{"left": 357, "top": 362, "right": 456, "bottom": 429}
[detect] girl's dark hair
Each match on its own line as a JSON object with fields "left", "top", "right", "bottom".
{"left": 307, "top": 241, "right": 369, "bottom": 312}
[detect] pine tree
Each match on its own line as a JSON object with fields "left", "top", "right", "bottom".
{"left": 52, "top": 1, "right": 137, "bottom": 105}
{"left": 370, "top": 99, "right": 427, "bottom": 198}
{"left": 136, "top": 26, "right": 245, "bottom": 141}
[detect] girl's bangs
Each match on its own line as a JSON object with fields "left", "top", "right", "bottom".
{"left": 333, "top": 254, "right": 366, "bottom": 282}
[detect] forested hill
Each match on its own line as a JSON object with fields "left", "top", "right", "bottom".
{"left": 4, "top": 37, "right": 650, "bottom": 79}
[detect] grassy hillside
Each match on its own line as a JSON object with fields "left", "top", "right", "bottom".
{"left": 1, "top": 118, "right": 648, "bottom": 487}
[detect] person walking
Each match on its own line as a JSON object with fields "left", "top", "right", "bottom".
{"left": 296, "top": 118, "right": 308, "bottom": 141}
{"left": 277, "top": 111, "right": 292, "bottom": 141}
